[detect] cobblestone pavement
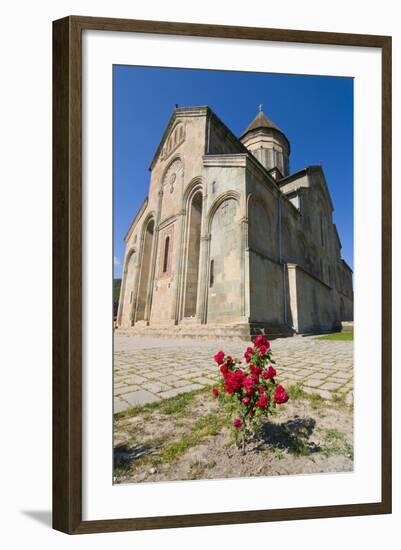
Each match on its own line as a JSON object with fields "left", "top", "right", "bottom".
{"left": 113, "top": 333, "right": 353, "bottom": 413}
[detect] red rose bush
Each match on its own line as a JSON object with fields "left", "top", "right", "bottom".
{"left": 212, "top": 335, "right": 289, "bottom": 454}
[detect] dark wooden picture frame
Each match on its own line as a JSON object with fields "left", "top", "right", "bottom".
{"left": 53, "top": 15, "right": 392, "bottom": 534}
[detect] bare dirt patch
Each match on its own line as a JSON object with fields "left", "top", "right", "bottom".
{"left": 114, "top": 388, "right": 353, "bottom": 484}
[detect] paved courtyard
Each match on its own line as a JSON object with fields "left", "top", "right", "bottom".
{"left": 113, "top": 333, "right": 353, "bottom": 413}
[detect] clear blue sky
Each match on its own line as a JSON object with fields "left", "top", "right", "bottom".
{"left": 113, "top": 66, "right": 353, "bottom": 278}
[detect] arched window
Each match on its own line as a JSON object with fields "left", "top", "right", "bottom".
{"left": 210, "top": 259, "right": 214, "bottom": 287}
{"left": 163, "top": 236, "right": 170, "bottom": 273}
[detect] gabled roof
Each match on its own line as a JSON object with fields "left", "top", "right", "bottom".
{"left": 149, "top": 106, "right": 209, "bottom": 170}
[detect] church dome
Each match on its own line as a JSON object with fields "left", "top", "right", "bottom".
{"left": 240, "top": 108, "right": 290, "bottom": 178}
{"left": 241, "top": 110, "right": 284, "bottom": 137}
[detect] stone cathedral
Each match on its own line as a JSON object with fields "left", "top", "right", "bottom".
{"left": 117, "top": 106, "right": 353, "bottom": 338}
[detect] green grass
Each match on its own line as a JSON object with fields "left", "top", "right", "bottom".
{"left": 187, "top": 460, "right": 217, "bottom": 480}
{"left": 286, "top": 383, "right": 325, "bottom": 409}
{"left": 287, "top": 382, "right": 305, "bottom": 401}
{"left": 287, "top": 382, "right": 351, "bottom": 411}
{"left": 317, "top": 331, "right": 353, "bottom": 341}
{"left": 321, "top": 428, "right": 354, "bottom": 460}
{"left": 161, "top": 413, "right": 224, "bottom": 463}
{"left": 114, "top": 386, "right": 208, "bottom": 420}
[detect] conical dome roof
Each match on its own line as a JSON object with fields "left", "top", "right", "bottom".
{"left": 241, "top": 110, "right": 284, "bottom": 138}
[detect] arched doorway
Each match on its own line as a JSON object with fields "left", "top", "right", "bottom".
{"left": 184, "top": 191, "right": 203, "bottom": 318}
{"left": 120, "top": 249, "right": 137, "bottom": 327}
{"left": 135, "top": 219, "right": 155, "bottom": 322}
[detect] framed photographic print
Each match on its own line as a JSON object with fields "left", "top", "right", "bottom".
{"left": 53, "top": 16, "right": 392, "bottom": 534}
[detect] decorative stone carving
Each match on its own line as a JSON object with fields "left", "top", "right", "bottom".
{"left": 162, "top": 158, "right": 183, "bottom": 194}
{"left": 161, "top": 122, "right": 185, "bottom": 161}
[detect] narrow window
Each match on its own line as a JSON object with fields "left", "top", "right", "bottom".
{"left": 210, "top": 259, "right": 214, "bottom": 287}
{"left": 163, "top": 236, "right": 170, "bottom": 273}
{"left": 129, "top": 291, "right": 133, "bottom": 304}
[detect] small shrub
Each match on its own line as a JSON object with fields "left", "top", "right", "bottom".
{"left": 212, "top": 335, "right": 289, "bottom": 454}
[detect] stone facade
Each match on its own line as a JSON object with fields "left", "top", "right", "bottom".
{"left": 117, "top": 106, "right": 353, "bottom": 338}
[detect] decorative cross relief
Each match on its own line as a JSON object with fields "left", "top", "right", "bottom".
{"left": 162, "top": 158, "right": 183, "bottom": 195}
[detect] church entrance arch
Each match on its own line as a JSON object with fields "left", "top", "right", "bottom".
{"left": 183, "top": 190, "right": 203, "bottom": 318}
{"left": 120, "top": 249, "right": 137, "bottom": 327}
{"left": 135, "top": 218, "right": 155, "bottom": 322}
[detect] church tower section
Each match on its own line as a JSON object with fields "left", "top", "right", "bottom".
{"left": 240, "top": 108, "right": 290, "bottom": 180}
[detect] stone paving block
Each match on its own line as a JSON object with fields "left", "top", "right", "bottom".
{"left": 314, "top": 388, "right": 333, "bottom": 399}
{"left": 143, "top": 371, "right": 165, "bottom": 380}
{"left": 142, "top": 381, "right": 172, "bottom": 393}
{"left": 308, "top": 372, "right": 330, "bottom": 380}
{"left": 115, "top": 384, "right": 140, "bottom": 395}
{"left": 121, "top": 374, "right": 149, "bottom": 384}
{"left": 332, "top": 371, "right": 352, "bottom": 380}
{"left": 172, "top": 379, "right": 194, "bottom": 388}
{"left": 161, "top": 374, "right": 183, "bottom": 383}
{"left": 123, "top": 390, "right": 161, "bottom": 407}
{"left": 158, "top": 384, "right": 203, "bottom": 399}
{"left": 302, "top": 386, "right": 331, "bottom": 400}
{"left": 345, "top": 392, "right": 354, "bottom": 405}
{"left": 319, "top": 381, "right": 343, "bottom": 391}
{"left": 303, "top": 378, "right": 324, "bottom": 388}
{"left": 295, "top": 370, "right": 315, "bottom": 378}
{"left": 114, "top": 397, "right": 129, "bottom": 414}
{"left": 190, "top": 377, "right": 214, "bottom": 385}
{"left": 286, "top": 372, "right": 304, "bottom": 379}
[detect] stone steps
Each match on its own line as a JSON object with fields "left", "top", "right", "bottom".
{"left": 117, "top": 322, "right": 295, "bottom": 341}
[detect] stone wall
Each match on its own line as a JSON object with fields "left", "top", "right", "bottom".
{"left": 287, "top": 264, "right": 341, "bottom": 333}
{"left": 206, "top": 197, "right": 242, "bottom": 322}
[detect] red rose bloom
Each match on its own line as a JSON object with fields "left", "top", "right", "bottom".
{"left": 253, "top": 335, "right": 265, "bottom": 347}
{"left": 263, "top": 365, "right": 277, "bottom": 380}
{"left": 253, "top": 335, "right": 271, "bottom": 349}
{"left": 244, "top": 347, "right": 253, "bottom": 363}
{"left": 220, "top": 363, "right": 229, "bottom": 377}
{"left": 232, "top": 418, "right": 242, "bottom": 428}
{"left": 274, "top": 384, "right": 289, "bottom": 404}
{"left": 242, "top": 396, "right": 250, "bottom": 405}
{"left": 243, "top": 376, "right": 255, "bottom": 394}
{"left": 225, "top": 370, "right": 245, "bottom": 394}
{"left": 259, "top": 345, "right": 267, "bottom": 357}
{"left": 212, "top": 387, "right": 219, "bottom": 397}
{"left": 258, "top": 385, "right": 265, "bottom": 394}
{"left": 250, "top": 364, "right": 262, "bottom": 376}
{"left": 256, "top": 395, "right": 269, "bottom": 408}
{"left": 214, "top": 350, "right": 225, "bottom": 365}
